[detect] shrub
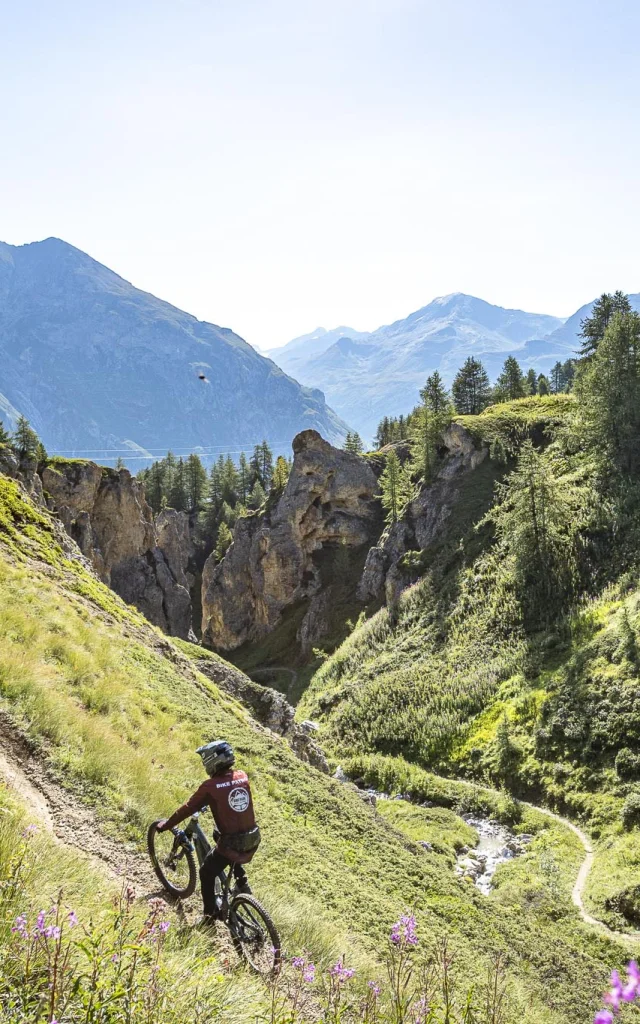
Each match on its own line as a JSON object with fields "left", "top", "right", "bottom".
{"left": 621, "top": 791, "right": 640, "bottom": 829}
{"left": 615, "top": 748, "right": 640, "bottom": 780}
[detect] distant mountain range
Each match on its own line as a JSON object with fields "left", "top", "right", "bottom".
{"left": 268, "top": 292, "right": 640, "bottom": 441}
{"left": 0, "top": 239, "right": 348, "bottom": 463}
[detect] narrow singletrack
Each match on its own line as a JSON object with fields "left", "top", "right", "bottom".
{"left": 463, "top": 779, "right": 640, "bottom": 944}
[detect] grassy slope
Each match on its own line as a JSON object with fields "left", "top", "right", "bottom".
{"left": 0, "top": 472, "right": 632, "bottom": 1021}
{"left": 298, "top": 396, "right": 640, "bottom": 935}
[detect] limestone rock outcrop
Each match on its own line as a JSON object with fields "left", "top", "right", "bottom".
{"left": 41, "top": 461, "right": 193, "bottom": 637}
{"left": 202, "top": 430, "right": 382, "bottom": 651}
{"left": 357, "top": 422, "right": 488, "bottom": 604}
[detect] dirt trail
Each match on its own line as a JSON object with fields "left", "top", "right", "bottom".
{"left": 0, "top": 711, "right": 162, "bottom": 898}
{"left": 466, "top": 780, "right": 640, "bottom": 944}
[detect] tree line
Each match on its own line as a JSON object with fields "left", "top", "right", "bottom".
{"left": 377, "top": 291, "right": 640, "bottom": 628}
{"left": 374, "top": 354, "right": 576, "bottom": 448}
{"left": 137, "top": 441, "right": 290, "bottom": 562}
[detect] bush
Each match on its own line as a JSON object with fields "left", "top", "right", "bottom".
{"left": 615, "top": 748, "right": 640, "bottom": 780}
{"left": 621, "top": 791, "right": 640, "bottom": 829}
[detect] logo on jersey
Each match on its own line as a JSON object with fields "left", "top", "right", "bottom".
{"left": 229, "top": 787, "right": 250, "bottom": 812}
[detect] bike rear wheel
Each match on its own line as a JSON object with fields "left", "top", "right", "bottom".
{"left": 228, "top": 893, "right": 281, "bottom": 975}
{"left": 147, "top": 821, "right": 197, "bottom": 898}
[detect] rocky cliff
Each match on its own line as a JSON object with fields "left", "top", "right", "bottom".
{"left": 358, "top": 422, "right": 488, "bottom": 604}
{"left": 202, "top": 423, "right": 490, "bottom": 657}
{"left": 201, "top": 429, "right": 382, "bottom": 652}
{"left": 41, "top": 460, "right": 194, "bottom": 637}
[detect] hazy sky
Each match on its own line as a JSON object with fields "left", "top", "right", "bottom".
{"left": 2, "top": 0, "right": 640, "bottom": 349}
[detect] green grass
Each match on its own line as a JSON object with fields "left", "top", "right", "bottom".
{"left": 0, "top": 475, "right": 634, "bottom": 1022}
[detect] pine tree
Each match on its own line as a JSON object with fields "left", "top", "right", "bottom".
{"left": 375, "top": 417, "right": 391, "bottom": 449}
{"left": 115, "top": 457, "right": 125, "bottom": 470}
{"left": 238, "top": 452, "right": 250, "bottom": 504}
{"left": 260, "top": 441, "right": 274, "bottom": 490}
{"left": 272, "top": 455, "right": 290, "bottom": 491}
{"left": 344, "top": 432, "right": 364, "bottom": 455}
{"left": 147, "top": 460, "right": 165, "bottom": 513}
{"left": 550, "top": 361, "right": 564, "bottom": 394}
{"left": 494, "top": 357, "right": 526, "bottom": 402}
{"left": 526, "top": 368, "right": 538, "bottom": 396}
{"left": 580, "top": 291, "right": 632, "bottom": 359}
{"left": 186, "top": 453, "right": 207, "bottom": 513}
{"left": 0, "top": 419, "right": 11, "bottom": 447}
{"left": 561, "top": 359, "right": 576, "bottom": 392}
{"left": 168, "top": 458, "right": 188, "bottom": 511}
{"left": 380, "top": 450, "right": 413, "bottom": 525}
{"left": 221, "top": 456, "right": 239, "bottom": 506}
{"left": 215, "top": 522, "right": 233, "bottom": 562}
{"left": 419, "top": 371, "right": 450, "bottom": 414}
{"left": 247, "top": 479, "right": 267, "bottom": 510}
{"left": 537, "top": 374, "right": 550, "bottom": 396}
{"left": 452, "top": 357, "right": 492, "bottom": 414}
{"left": 12, "top": 416, "right": 42, "bottom": 461}
{"left": 411, "top": 371, "right": 452, "bottom": 483}
{"left": 576, "top": 309, "right": 640, "bottom": 473}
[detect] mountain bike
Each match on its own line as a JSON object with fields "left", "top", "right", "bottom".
{"left": 147, "top": 811, "right": 281, "bottom": 974}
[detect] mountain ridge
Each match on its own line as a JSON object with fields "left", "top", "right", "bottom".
{"left": 0, "top": 237, "right": 348, "bottom": 458}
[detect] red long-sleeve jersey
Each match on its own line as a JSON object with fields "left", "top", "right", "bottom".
{"left": 164, "top": 769, "right": 257, "bottom": 864}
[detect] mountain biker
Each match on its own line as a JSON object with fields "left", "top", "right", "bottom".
{"left": 156, "top": 740, "right": 261, "bottom": 923}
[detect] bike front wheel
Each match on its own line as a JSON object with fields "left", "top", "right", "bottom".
{"left": 228, "top": 894, "right": 281, "bottom": 975}
{"left": 147, "top": 821, "right": 197, "bottom": 898}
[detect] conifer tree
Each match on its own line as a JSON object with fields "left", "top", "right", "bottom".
{"left": 221, "top": 456, "right": 239, "bottom": 505}
{"left": 215, "top": 521, "right": 233, "bottom": 562}
{"left": 419, "top": 371, "right": 450, "bottom": 414}
{"left": 375, "top": 417, "right": 391, "bottom": 449}
{"left": 562, "top": 359, "right": 576, "bottom": 392}
{"left": 168, "top": 457, "right": 188, "bottom": 511}
{"left": 580, "top": 291, "right": 632, "bottom": 359}
{"left": 452, "top": 357, "right": 492, "bottom": 414}
{"left": 550, "top": 361, "right": 564, "bottom": 394}
{"left": 344, "top": 432, "right": 364, "bottom": 455}
{"left": 411, "top": 371, "right": 452, "bottom": 483}
{"left": 238, "top": 452, "right": 250, "bottom": 504}
{"left": 380, "top": 450, "right": 413, "bottom": 524}
{"left": 115, "top": 457, "right": 125, "bottom": 471}
{"left": 526, "top": 368, "right": 538, "bottom": 396}
{"left": 537, "top": 374, "right": 550, "bottom": 396}
{"left": 186, "top": 453, "right": 207, "bottom": 513}
{"left": 484, "top": 440, "right": 580, "bottom": 623}
{"left": 494, "top": 357, "right": 526, "bottom": 402}
{"left": 147, "top": 461, "right": 165, "bottom": 512}
{"left": 12, "top": 416, "right": 42, "bottom": 461}
{"left": 248, "top": 479, "right": 267, "bottom": 509}
{"left": 0, "top": 419, "right": 10, "bottom": 447}
{"left": 272, "top": 455, "right": 290, "bottom": 491}
{"left": 576, "top": 309, "right": 640, "bottom": 473}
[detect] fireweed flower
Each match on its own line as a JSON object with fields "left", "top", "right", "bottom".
{"left": 11, "top": 914, "right": 28, "bottom": 939}
{"left": 594, "top": 1013, "right": 614, "bottom": 1024}
{"left": 292, "top": 956, "right": 306, "bottom": 969}
{"left": 330, "top": 958, "right": 355, "bottom": 982}
{"left": 67, "top": 911, "right": 78, "bottom": 928}
{"left": 594, "top": 961, "right": 640, "bottom": 1022}
{"left": 303, "top": 964, "right": 316, "bottom": 983}
{"left": 390, "top": 914, "right": 418, "bottom": 946}
{"left": 158, "top": 921, "right": 170, "bottom": 934}
{"left": 21, "top": 824, "right": 38, "bottom": 837}
{"left": 368, "top": 981, "right": 381, "bottom": 996}
{"left": 35, "top": 910, "right": 47, "bottom": 935}
{"left": 44, "top": 925, "right": 61, "bottom": 940}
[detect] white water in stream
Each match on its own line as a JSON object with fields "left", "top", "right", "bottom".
{"left": 456, "top": 815, "right": 532, "bottom": 894}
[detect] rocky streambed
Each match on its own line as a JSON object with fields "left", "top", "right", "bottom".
{"left": 456, "top": 815, "right": 532, "bottom": 894}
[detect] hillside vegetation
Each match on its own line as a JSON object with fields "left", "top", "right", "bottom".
{"left": 0, "top": 453, "right": 632, "bottom": 1022}
{"left": 301, "top": 300, "right": 640, "bottom": 937}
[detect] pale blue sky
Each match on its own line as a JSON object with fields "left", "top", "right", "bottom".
{"left": 2, "top": 0, "right": 639, "bottom": 348}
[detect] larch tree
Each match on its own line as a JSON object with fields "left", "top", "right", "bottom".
{"left": 186, "top": 453, "right": 207, "bottom": 513}
{"left": 525, "top": 368, "right": 538, "bottom": 396}
{"left": 380, "top": 449, "right": 413, "bottom": 525}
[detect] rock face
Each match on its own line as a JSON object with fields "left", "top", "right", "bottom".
{"left": 202, "top": 430, "right": 381, "bottom": 651}
{"left": 194, "top": 656, "right": 329, "bottom": 773}
{"left": 41, "top": 461, "right": 194, "bottom": 637}
{"left": 357, "top": 422, "right": 488, "bottom": 604}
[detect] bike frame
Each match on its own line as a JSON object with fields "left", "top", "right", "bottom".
{"left": 173, "top": 811, "right": 237, "bottom": 911}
